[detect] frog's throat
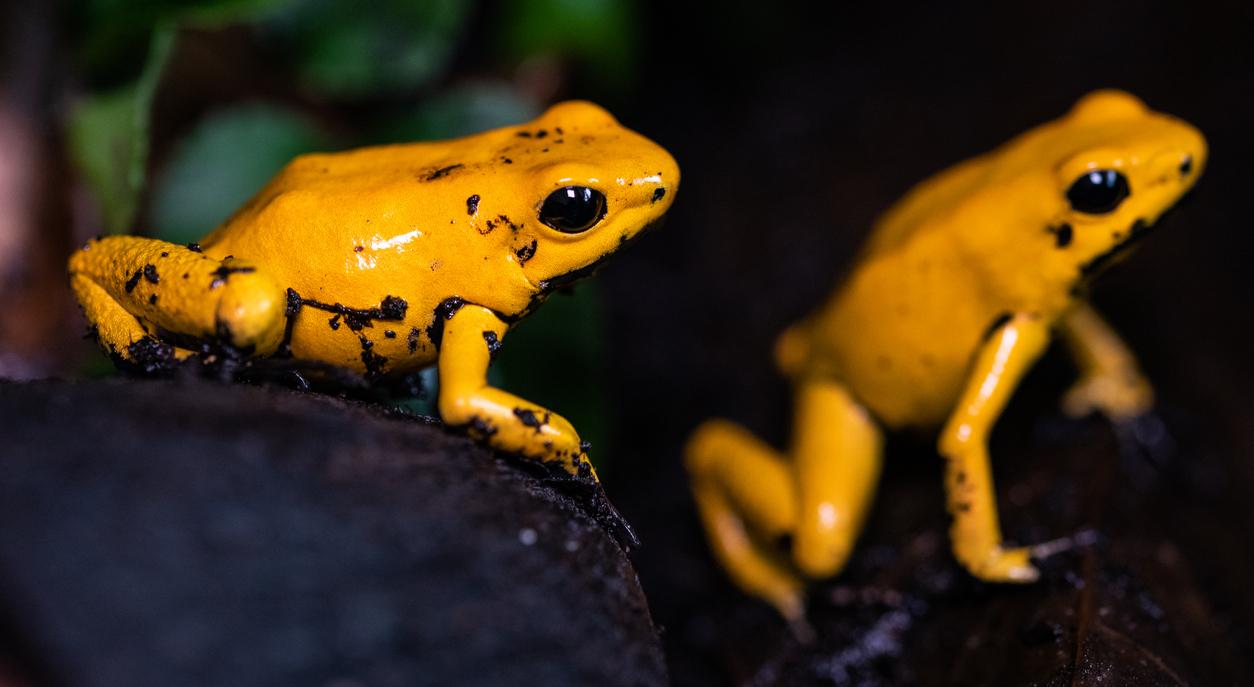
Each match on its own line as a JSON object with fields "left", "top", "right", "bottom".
{"left": 1078, "top": 218, "right": 1152, "bottom": 280}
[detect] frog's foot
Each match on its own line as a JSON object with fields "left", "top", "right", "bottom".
{"left": 959, "top": 545, "right": 1039, "bottom": 583}
{"left": 686, "top": 420, "right": 808, "bottom": 622}
{"left": 1062, "top": 369, "right": 1155, "bottom": 422}
{"left": 69, "top": 236, "right": 287, "bottom": 367}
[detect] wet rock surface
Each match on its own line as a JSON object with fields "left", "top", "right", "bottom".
{"left": 0, "top": 378, "right": 666, "bottom": 687}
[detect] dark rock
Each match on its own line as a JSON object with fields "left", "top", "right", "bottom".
{"left": 0, "top": 378, "right": 666, "bottom": 687}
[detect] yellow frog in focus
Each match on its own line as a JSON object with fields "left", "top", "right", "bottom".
{"left": 686, "top": 90, "right": 1205, "bottom": 621}
{"left": 69, "top": 101, "right": 679, "bottom": 479}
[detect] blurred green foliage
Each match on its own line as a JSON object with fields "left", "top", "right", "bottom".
{"left": 264, "top": 0, "right": 469, "bottom": 98}
{"left": 65, "top": 0, "right": 640, "bottom": 467}
{"left": 150, "top": 104, "right": 328, "bottom": 244}
{"left": 498, "top": 0, "right": 637, "bottom": 88}
{"left": 67, "top": 24, "right": 174, "bottom": 234}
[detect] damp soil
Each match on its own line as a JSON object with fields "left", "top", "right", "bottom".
{"left": 0, "top": 377, "right": 666, "bottom": 687}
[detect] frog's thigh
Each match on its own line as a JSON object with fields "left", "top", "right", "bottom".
{"left": 685, "top": 419, "right": 805, "bottom": 620}
{"left": 789, "top": 379, "right": 883, "bottom": 579}
{"left": 68, "top": 236, "right": 286, "bottom": 355}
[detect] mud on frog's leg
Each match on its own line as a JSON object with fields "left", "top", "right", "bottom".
{"left": 68, "top": 236, "right": 286, "bottom": 367}
{"left": 685, "top": 419, "right": 806, "bottom": 621}
{"left": 436, "top": 302, "right": 598, "bottom": 476}
{"left": 939, "top": 313, "right": 1050, "bottom": 582}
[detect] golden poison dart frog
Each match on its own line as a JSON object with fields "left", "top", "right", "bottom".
{"left": 69, "top": 101, "right": 679, "bottom": 480}
{"left": 685, "top": 90, "right": 1205, "bottom": 622}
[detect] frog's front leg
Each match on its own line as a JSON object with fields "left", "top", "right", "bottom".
{"left": 939, "top": 313, "right": 1050, "bottom": 582}
{"left": 68, "top": 236, "right": 286, "bottom": 365}
{"left": 1058, "top": 302, "right": 1154, "bottom": 421}
{"left": 436, "top": 303, "right": 593, "bottom": 476}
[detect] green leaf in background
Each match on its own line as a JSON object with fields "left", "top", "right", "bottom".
{"left": 371, "top": 80, "right": 541, "bottom": 142}
{"left": 67, "top": 24, "right": 175, "bottom": 234}
{"left": 266, "top": 0, "right": 471, "bottom": 99}
{"left": 498, "top": 0, "right": 638, "bottom": 89}
{"left": 77, "top": 0, "right": 291, "bottom": 88}
{"left": 494, "top": 284, "right": 612, "bottom": 472}
{"left": 150, "top": 104, "right": 329, "bottom": 244}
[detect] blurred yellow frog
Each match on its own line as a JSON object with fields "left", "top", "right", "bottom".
{"left": 686, "top": 90, "right": 1205, "bottom": 621}
{"left": 69, "top": 101, "right": 679, "bottom": 478}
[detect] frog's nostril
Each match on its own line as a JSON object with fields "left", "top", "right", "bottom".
{"left": 1179, "top": 155, "right": 1193, "bottom": 177}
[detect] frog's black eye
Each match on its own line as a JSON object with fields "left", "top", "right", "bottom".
{"left": 539, "top": 186, "right": 607, "bottom": 233}
{"left": 1066, "top": 169, "right": 1130, "bottom": 215}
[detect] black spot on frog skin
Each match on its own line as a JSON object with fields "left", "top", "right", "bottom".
{"left": 425, "top": 296, "right": 466, "bottom": 350}
{"left": 535, "top": 129, "right": 548, "bottom": 139}
{"left": 651, "top": 187, "right": 666, "bottom": 204}
{"left": 328, "top": 314, "right": 341, "bottom": 331}
{"left": 384, "top": 330, "right": 396, "bottom": 339}
{"left": 187, "top": 242, "right": 203, "bottom": 253}
{"left": 124, "top": 269, "right": 143, "bottom": 293}
{"left": 482, "top": 330, "right": 501, "bottom": 361}
{"left": 497, "top": 214, "right": 521, "bottom": 232}
{"left": 516, "top": 131, "right": 532, "bottom": 138}
{"left": 501, "top": 157, "right": 513, "bottom": 164}
{"left": 148, "top": 293, "right": 158, "bottom": 305}
{"left": 466, "top": 194, "right": 480, "bottom": 215}
{"left": 142, "top": 264, "right": 159, "bottom": 283}
{"left": 425, "top": 164, "right": 463, "bottom": 181}
{"left": 479, "top": 218, "right": 498, "bottom": 235}
{"left": 515, "top": 239, "right": 538, "bottom": 264}
{"left": 354, "top": 245, "right": 364, "bottom": 253}
{"left": 209, "top": 264, "right": 256, "bottom": 289}
{"left": 513, "top": 407, "right": 550, "bottom": 433}
{"left": 982, "top": 312, "right": 1014, "bottom": 343}
{"left": 1179, "top": 155, "right": 1193, "bottom": 176}
{"left": 1048, "top": 222, "right": 1073, "bottom": 248}
{"left": 160, "top": 251, "right": 169, "bottom": 258}
{"left": 407, "top": 326, "right": 422, "bottom": 353}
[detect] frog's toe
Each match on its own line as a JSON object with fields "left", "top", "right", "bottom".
{"left": 963, "top": 546, "right": 1039, "bottom": 583}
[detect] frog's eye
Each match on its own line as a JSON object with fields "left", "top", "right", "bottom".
{"left": 539, "top": 186, "right": 607, "bottom": 233}
{"left": 1066, "top": 170, "right": 1130, "bottom": 215}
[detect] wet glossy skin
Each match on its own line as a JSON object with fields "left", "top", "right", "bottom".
{"left": 686, "top": 91, "right": 1206, "bottom": 624}
{"left": 69, "top": 101, "right": 679, "bottom": 476}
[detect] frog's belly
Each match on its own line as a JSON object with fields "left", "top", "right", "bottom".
{"left": 805, "top": 256, "right": 994, "bottom": 430}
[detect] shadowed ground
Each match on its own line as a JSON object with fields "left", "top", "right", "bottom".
{"left": 0, "top": 377, "right": 666, "bottom": 687}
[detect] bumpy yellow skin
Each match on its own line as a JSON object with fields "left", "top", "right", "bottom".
{"left": 686, "top": 90, "right": 1206, "bottom": 622}
{"left": 69, "top": 101, "right": 679, "bottom": 476}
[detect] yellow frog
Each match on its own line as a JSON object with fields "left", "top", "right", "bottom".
{"left": 69, "top": 101, "right": 679, "bottom": 478}
{"left": 685, "top": 90, "right": 1205, "bottom": 621}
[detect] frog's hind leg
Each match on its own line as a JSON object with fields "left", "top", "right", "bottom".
{"left": 68, "top": 236, "right": 286, "bottom": 367}
{"left": 788, "top": 379, "right": 883, "bottom": 579}
{"left": 685, "top": 420, "right": 806, "bottom": 620}
{"left": 686, "top": 379, "right": 884, "bottom": 621}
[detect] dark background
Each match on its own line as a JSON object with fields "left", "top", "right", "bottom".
{"left": 1, "top": 0, "right": 1252, "bottom": 683}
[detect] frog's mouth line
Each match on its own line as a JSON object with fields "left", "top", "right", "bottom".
{"left": 508, "top": 214, "right": 669, "bottom": 322}
{"left": 1079, "top": 218, "right": 1151, "bottom": 278}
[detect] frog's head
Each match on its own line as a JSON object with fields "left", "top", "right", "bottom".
{"left": 479, "top": 101, "right": 679, "bottom": 304}
{"left": 1030, "top": 90, "right": 1206, "bottom": 284}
